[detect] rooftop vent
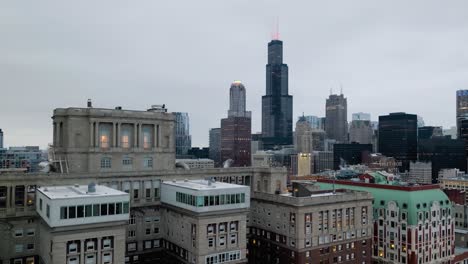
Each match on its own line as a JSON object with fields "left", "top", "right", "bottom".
{"left": 147, "top": 104, "right": 167, "bottom": 113}
{"left": 74, "top": 184, "right": 79, "bottom": 188}
{"left": 87, "top": 99, "right": 92, "bottom": 108}
{"left": 115, "top": 106, "right": 122, "bottom": 110}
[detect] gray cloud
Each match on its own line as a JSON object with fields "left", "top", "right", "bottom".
{"left": 1, "top": 0, "right": 468, "bottom": 148}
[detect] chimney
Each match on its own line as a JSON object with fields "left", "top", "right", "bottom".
{"left": 88, "top": 182, "right": 96, "bottom": 193}
{"left": 87, "top": 99, "right": 92, "bottom": 108}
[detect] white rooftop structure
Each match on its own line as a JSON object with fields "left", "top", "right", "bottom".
{"left": 36, "top": 184, "right": 129, "bottom": 228}
{"left": 39, "top": 184, "right": 127, "bottom": 199}
{"left": 161, "top": 179, "right": 250, "bottom": 213}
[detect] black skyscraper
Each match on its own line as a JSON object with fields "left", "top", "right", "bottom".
{"left": 378, "top": 112, "right": 418, "bottom": 172}
{"left": 261, "top": 39, "right": 293, "bottom": 150}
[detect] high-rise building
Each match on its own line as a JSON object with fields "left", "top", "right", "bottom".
{"left": 444, "top": 126, "right": 457, "bottom": 139}
{"left": 407, "top": 161, "right": 432, "bottom": 184}
{"left": 174, "top": 112, "right": 192, "bottom": 157}
{"left": 300, "top": 115, "right": 322, "bottom": 129}
{"left": 0, "top": 129, "right": 3, "bottom": 149}
{"left": 418, "top": 126, "right": 443, "bottom": 140}
{"left": 261, "top": 39, "right": 293, "bottom": 149}
{"left": 459, "top": 119, "right": 468, "bottom": 158}
{"left": 209, "top": 128, "right": 221, "bottom": 166}
{"left": 457, "top": 90, "right": 468, "bottom": 138}
{"left": 294, "top": 116, "right": 313, "bottom": 154}
{"left": 325, "top": 93, "right": 348, "bottom": 142}
{"left": 221, "top": 81, "right": 252, "bottom": 167}
{"left": 418, "top": 136, "right": 467, "bottom": 183}
{"left": 352, "top": 112, "right": 371, "bottom": 121}
{"left": 333, "top": 143, "right": 373, "bottom": 170}
{"left": 349, "top": 120, "right": 373, "bottom": 144}
{"left": 378, "top": 112, "right": 418, "bottom": 172}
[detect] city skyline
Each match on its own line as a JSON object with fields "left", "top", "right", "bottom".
{"left": 2, "top": 1, "right": 468, "bottom": 148}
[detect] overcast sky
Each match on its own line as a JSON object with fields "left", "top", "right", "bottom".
{"left": 1, "top": 1, "right": 468, "bottom": 148}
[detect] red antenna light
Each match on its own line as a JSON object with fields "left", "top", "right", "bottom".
{"left": 272, "top": 16, "right": 280, "bottom": 40}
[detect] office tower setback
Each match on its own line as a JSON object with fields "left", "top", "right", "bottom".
{"left": 418, "top": 126, "right": 443, "bottom": 140}
{"left": 300, "top": 115, "right": 323, "bottom": 129}
{"left": 325, "top": 93, "right": 348, "bottom": 142}
{"left": 349, "top": 120, "right": 373, "bottom": 144}
{"left": 221, "top": 81, "right": 252, "bottom": 167}
{"left": 378, "top": 112, "right": 418, "bottom": 172}
{"left": 209, "top": 128, "right": 221, "bottom": 166}
{"left": 174, "top": 112, "right": 192, "bottom": 157}
{"left": 457, "top": 90, "right": 468, "bottom": 138}
{"left": 261, "top": 39, "right": 293, "bottom": 149}
{"left": 352, "top": 112, "right": 371, "bottom": 121}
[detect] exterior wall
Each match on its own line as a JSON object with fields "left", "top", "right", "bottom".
{"left": 38, "top": 220, "right": 127, "bottom": 264}
{"left": 209, "top": 128, "right": 221, "bottom": 167}
{"left": 161, "top": 206, "right": 248, "bottom": 264}
{"left": 0, "top": 166, "right": 286, "bottom": 263}
{"left": 325, "top": 94, "right": 348, "bottom": 143}
{"left": 248, "top": 191, "right": 373, "bottom": 264}
{"left": 349, "top": 120, "right": 373, "bottom": 144}
{"left": 52, "top": 107, "right": 175, "bottom": 173}
{"left": 221, "top": 117, "right": 252, "bottom": 167}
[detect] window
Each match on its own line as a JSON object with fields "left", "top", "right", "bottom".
{"left": 86, "top": 240, "right": 95, "bottom": 251}
{"left": 27, "top": 243, "right": 34, "bottom": 250}
{"left": 127, "top": 242, "right": 137, "bottom": 252}
{"left": 219, "top": 235, "right": 226, "bottom": 246}
{"left": 0, "top": 186, "right": 7, "bottom": 208}
{"left": 122, "top": 157, "right": 133, "bottom": 167}
{"left": 100, "top": 157, "right": 111, "bottom": 169}
{"left": 144, "top": 240, "right": 152, "bottom": 249}
{"left": 123, "top": 202, "right": 129, "bottom": 214}
{"left": 154, "top": 227, "right": 159, "bottom": 234}
{"left": 93, "top": 204, "right": 100, "bottom": 216}
{"left": 99, "top": 125, "right": 111, "bottom": 148}
{"left": 230, "top": 233, "right": 237, "bottom": 245}
{"left": 230, "top": 221, "right": 238, "bottom": 232}
{"left": 77, "top": 205, "right": 84, "bottom": 218}
{"left": 101, "top": 203, "right": 108, "bottom": 216}
{"left": 144, "top": 157, "right": 153, "bottom": 168}
{"left": 15, "top": 244, "right": 24, "bottom": 253}
{"left": 128, "top": 230, "right": 136, "bottom": 238}
{"left": 116, "top": 202, "right": 122, "bottom": 214}
{"left": 68, "top": 242, "right": 78, "bottom": 253}
{"left": 14, "top": 229, "right": 23, "bottom": 237}
{"left": 208, "top": 237, "right": 215, "bottom": 248}
{"left": 102, "top": 252, "right": 112, "bottom": 264}
{"left": 121, "top": 126, "right": 132, "bottom": 148}
{"left": 129, "top": 214, "right": 136, "bottom": 225}
{"left": 85, "top": 205, "right": 92, "bottom": 217}
{"left": 146, "top": 228, "right": 151, "bottom": 235}
{"left": 108, "top": 203, "right": 115, "bottom": 215}
{"left": 46, "top": 204, "right": 50, "bottom": 218}
{"left": 69, "top": 206, "right": 76, "bottom": 218}
{"left": 102, "top": 238, "right": 112, "bottom": 249}
{"left": 39, "top": 198, "right": 43, "bottom": 211}
{"left": 26, "top": 228, "right": 35, "bottom": 236}
{"left": 15, "top": 186, "right": 25, "bottom": 206}
{"left": 142, "top": 125, "right": 153, "bottom": 149}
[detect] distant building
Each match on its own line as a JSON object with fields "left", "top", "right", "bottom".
{"left": 418, "top": 136, "right": 467, "bottom": 183}
{"left": 349, "top": 120, "right": 373, "bottom": 144}
{"left": 311, "top": 129, "right": 326, "bottom": 151}
{"left": 378, "top": 112, "right": 418, "bottom": 172}
{"left": 460, "top": 119, "right": 468, "bottom": 157}
{"left": 444, "top": 126, "right": 457, "bottom": 139}
{"left": 352, "top": 112, "right": 371, "bottom": 121}
{"left": 407, "top": 161, "right": 432, "bottom": 184}
{"left": 176, "top": 158, "right": 214, "bottom": 169}
{"left": 209, "top": 128, "right": 221, "bottom": 166}
{"left": 249, "top": 182, "right": 373, "bottom": 264}
{"left": 0, "top": 146, "right": 44, "bottom": 172}
{"left": 324, "top": 139, "right": 337, "bottom": 152}
{"left": 174, "top": 112, "right": 192, "bottom": 157}
{"left": 300, "top": 115, "right": 323, "bottom": 129}
{"left": 294, "top": 116, "right": 313, "bottom": 153}
{"left": 325, "top": 93, "right": 348, "bottom": 142}
{"left": 261, "top": 39, "right": 293, "bottom": 149}
{"left": 0, "top": 128, "right": 3, "bottom": 149}
{"left": 418, "top": 126, "right": 443, "bottom": 140}
{"left": 221, "top": 81, "right": 252, "bottom": 167}
{"left": 457, "top": 90, "right": 468, "bottom": 138}
{"left": 251, "top": 133, "right": 263, "bottom": 156}
{"left": 317, "top": 179, "right": 455, "bottom": 264}
{"left": 187, "top": 147, "right": 209, "bottom": 159}
{"left": 333, "top": 143, "right": 373, "bottom": 170}
{"left": 312, "top": 151, "right": 334, "bottom": 173}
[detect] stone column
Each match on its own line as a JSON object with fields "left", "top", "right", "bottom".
{"left": 153, "top": 124, "right": 158, "bottom": 149}
{"left": 80, "top": 240, "right": 84, "bottom": 264}
{"left": 117, "top": 123, "right": 121, "bottom": 148}
{"left": 138, "top": 123, "right": 143, "bottom": 148}
{"left": 113, "top": 122, "right": 117, "bottom": 148}
{"left": 97, "top": 237, "right": 102, "bottom": 264}
{"left": 95, "top": 122, "right": 99, "bottom": 148}
{"left": 134, "top": 124, "right": 138, "bottom": 148}
{"left": 89, "top": 122, "right": 94, "bottom": 147}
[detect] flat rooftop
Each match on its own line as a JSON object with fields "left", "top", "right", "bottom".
{"left": 38, "top": 184, "right": 127, "bottom": 199}
{"left": 162, "top": 179, "right": 245, "bottom": 191}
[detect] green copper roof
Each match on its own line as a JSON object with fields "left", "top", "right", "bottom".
{"left": 316, "top": 182, "right": 451, "bottom": 225}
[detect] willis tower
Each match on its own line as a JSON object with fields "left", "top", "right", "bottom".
{"left": 261, "top": 38, "right": 293, "bottom": 149}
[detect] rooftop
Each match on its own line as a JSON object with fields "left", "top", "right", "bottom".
{"left": 162, "top": 179, "right": 246, "bottom": 191}
{"left": 38, "top": 184, "right": 127, "bottom": 199}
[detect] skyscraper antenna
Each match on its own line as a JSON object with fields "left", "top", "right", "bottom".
{"left": 272, "top": 17, "right": 280, "bottom": 40}
{"left": 340, "top": 83, "right": 343, "bottom": 95}
{"left": 330, "top": 88, "right": 333, "bottom": 95}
